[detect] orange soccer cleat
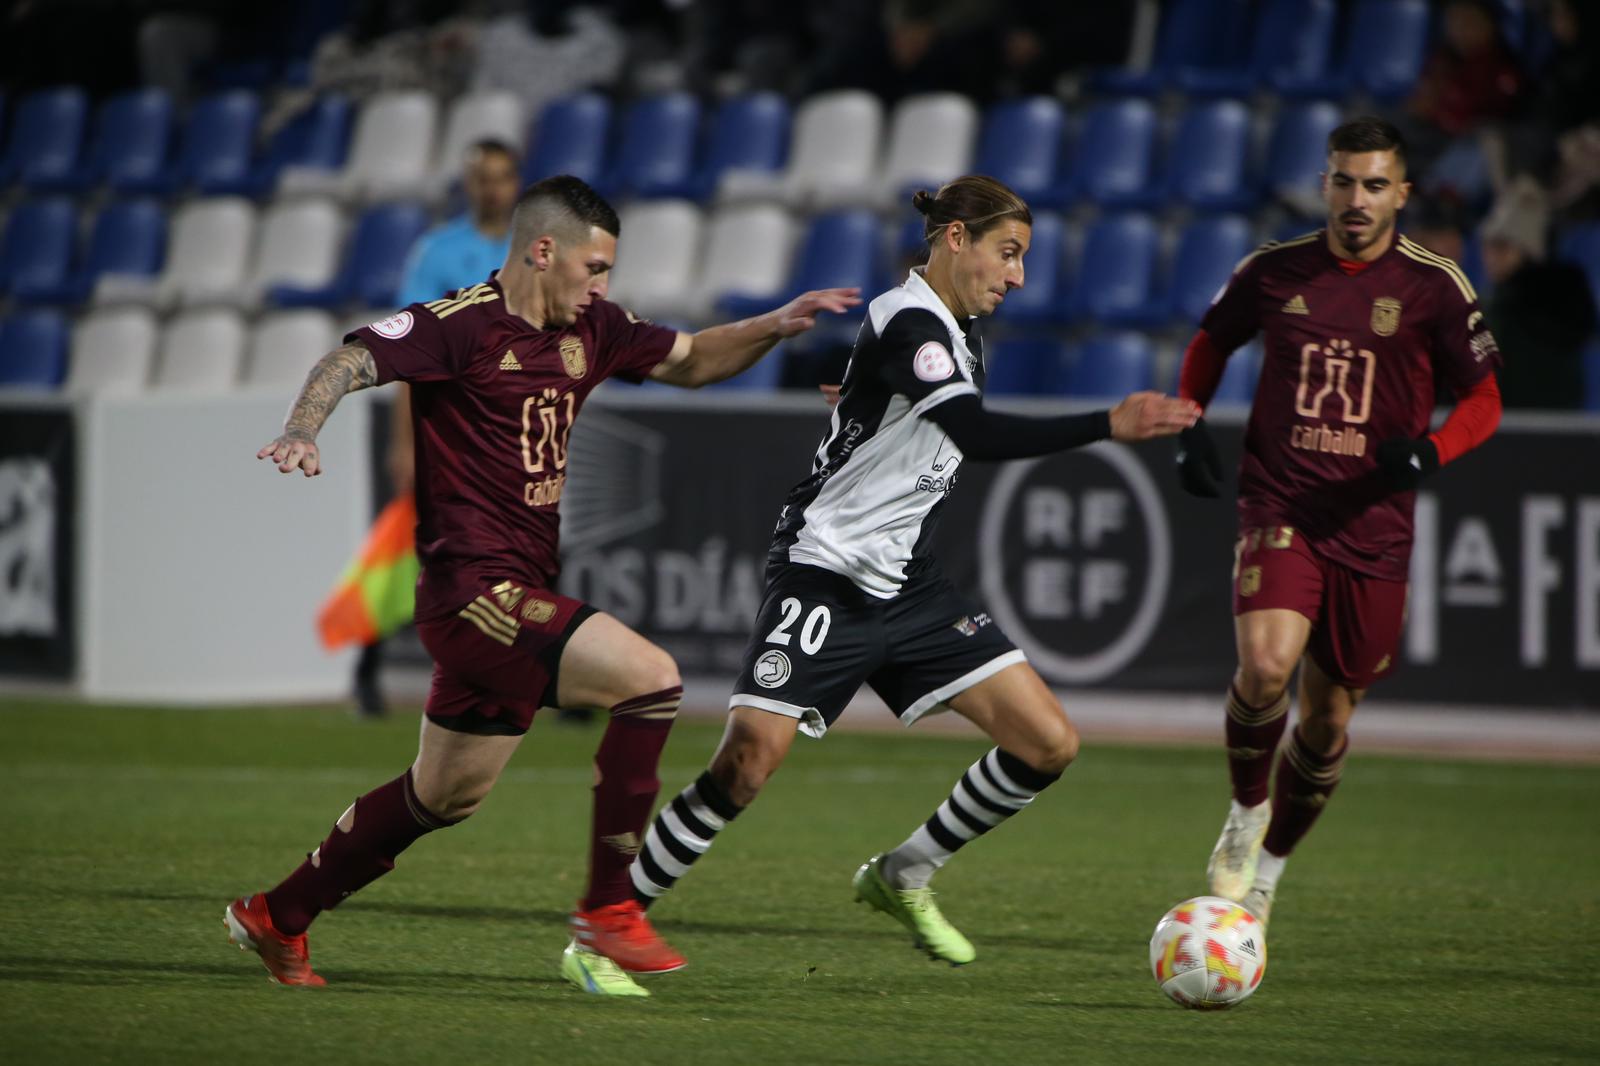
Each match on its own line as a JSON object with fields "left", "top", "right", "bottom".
{"left": 224, "top": 894, "right": 327, "bottom": 987}
{"left": 569, "top": 900, "right": 686, "bottom": 974}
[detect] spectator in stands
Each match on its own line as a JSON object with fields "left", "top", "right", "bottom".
{"left": 806, "top": 1, "right": 1005, "bottom": 104}
{"left": 1481, "top": 178, "right": 1598, "bottom": 409}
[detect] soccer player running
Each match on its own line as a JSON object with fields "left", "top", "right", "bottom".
{"left": 230, "top": 175, "right": 859, "bottom": 996}
{"left": 625, "top": 176, "right": 1199, "bottom": 970}
{"left": 1174, "top": 118, "right": 1504, "bottom": 925}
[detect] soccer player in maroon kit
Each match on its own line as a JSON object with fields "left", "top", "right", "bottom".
{"left": 1174, "top": 118, "right": 1504, "bottom": 925}
{"left": 231, "top": 175, "right": 858, "bottom": 996}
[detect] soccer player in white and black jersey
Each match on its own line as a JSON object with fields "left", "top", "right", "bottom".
{"left": 627, "top": 176, "right": 1200, "bottom": 966}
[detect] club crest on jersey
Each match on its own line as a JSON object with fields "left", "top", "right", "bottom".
{"left": 1371, "top": 297, "right": 1402, "bottom": 337}
{"left": 559, "top": 335, "right": 588, "bottom": 378}
{"left": 1239, "top": 565, "right": 1262, "bottom": 598}
{"left": 753, "top": 649, "right": 791, "bottom": 689}
{"left": 369, "top": 310, "right": 414, "bottom": 339}
{"left": 521, "top": 598, "right": 557, "bottom": 624}
{"left": 913, "top": 341, "right": 956, "bottom": 382}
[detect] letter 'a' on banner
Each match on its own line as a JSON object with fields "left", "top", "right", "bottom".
{"left": 316, "top": 496, "right": 419, "bottom": 649}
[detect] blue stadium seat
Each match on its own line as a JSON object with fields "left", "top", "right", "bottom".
{"left": 57, "top": 199, "right": 167, "bottom": 304}
{"left": 974, "top": 97, "right": 1066, "bottom": 206}
{"left": 1168, "top": 215, "right": 1254, "bottom": 324}
{"left": 0, "top": 310, "right": 70, "bottom": 390}
{"left": 165, "top": 91, "right": 261, "bottom": 195}
{"left": 49, "top": 89, "right": 174, "bottom": 194}
{"left": 693, "top": 93, "right": 789, "bottom": 201}
{"left": 1211, "top": 340, "right": 1263, "bottom": 407}
{"left": 1094, "top": 0, "right": 1253, "bottom": 95}
{"left": 1167, "top": 100, "right": 1254, "bottom": 212}
{"left": 524, "top": 93, "right": 611, "bottom": 186}
{"left": 719, "top": 210, "right": 878, "bottom": 320}
{"left": 986, "top": 335, "right": 1069, "bottom": 396}
{"left": 1065, "top": 333, "right": 1155, "bottom": 399}
{"left": 607, "top": 93, "right": 701, "bottom": 199}
{"left": 1065, "top": 99, "right": 1160, "bottom": 209}
{"left": 1559, "top": 223, "right": 1600, "bottom": 316}
{"left": 1183, "top": 0, "right": 1336, "bottom": 96}
{"left": 0, "top": 87, "right": 89, "bottom": 190}
{"left": 1583, "top": 339, "right": 1600, "bottom": 413}
{"left": 208, "top": 94, "right": 351, "bottom": 198}
{"left": 272, "top": 201, "right": 431, "bottom": 309}
{"left": 0, "top": 198, "right": 76, "bottom": 304}
{"left": 1263, "top": 101, "right": 1341, "bottom": 212}
{"left": 990, "top": 212, "right": 1068, "bottom": 325}
{"left": 1347, "top": 0, "right": 1431, "bottom": 100}
{"left": 1073, "top": 213, "right": 1163, "bottom": 326}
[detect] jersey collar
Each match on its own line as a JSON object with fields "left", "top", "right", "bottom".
{"left": 905, "top": 267, "right": 972, "bottom": 339}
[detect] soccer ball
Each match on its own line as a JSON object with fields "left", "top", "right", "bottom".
{"left": 1148, "top": 896, "right": 1266, "bottom": 1009}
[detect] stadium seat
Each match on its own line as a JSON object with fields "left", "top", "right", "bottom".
{"left": 879, "top": 93, "right": 978, "bottom": 203}
{"left": 0, "top": 310, "right": 69, "bottom": 390}
{"left": 272, "top": 201, "right": 430, "bottom": 310}
{"left": 72, "top": 199, "right": 168, "bottom": 305}
{"left": 985, "top": 335, "right": 1069, "bottom": 396}
{"left": 1167, "top": 100, "right": 1254, "bottom": 212}
{"left": 1558, "top": 223, "right": 1600, "bottom": 316}
{"left": 974, "top": 97, "right": 1066, "bottom": 207}
{"left": 434, "top": 90, "right": 526, "bottom": 178}
{"left": 0, "top": 87, "right": 88, "bottom": 190}
{"left": 245, "top": 310, "right": 338, "bottom": 387}
{"left": 1095, "top": 0, "right": 1254, "bottom": 95}
{"left": 246, "top": 199, "right": 344, "bottom": 305}
{"left": 338, "top": 90, "right": 438, "bottom": 200}
{"left": 989, "top": 212, "right": 1068, "bottom": 325}
{"left": 1180, "top": 0, "right": 1337, "bottom": 96}
{"left": 607, "top": 200, "right": 704, "bottom": 321}
{"left": 1349, "top": 0, "right": 1430, "bottom": 100}
{"left": 0, "top": 198, "right": 76, "bottom": 305}
{"left": 606, "top": 92, "right": 701, "bottom": 200}
{"left": 1065, "top": 98, "right": 1160, "bottom": 209}
{"left": 691, "top": 203, "right": 795, "bottom": 320}
{"left": 1210, "top": 340, "right": 1263, "bottom": 407}
{"left": 1064, "top": 332, "right": 1156, "bottom": 398}
{"left": 695, "top": 92, "right": 789, "bottom": 202}
{"left": 780, "top": 91, "right": 882, "bottom": 206}
{"left": 1168, "top": 215, "right": 1254, "bottom": 324}
{"left": 1584, "top": 339, "right": 1600, "bottom": 413}
{"left": 524, "top": 93, "right": 611, "bottom": 186}
{"left": 1073, "top": 213, "right": 1163, "bottom": 326}
{"left": 156, "top": 198, "right": 257, "bottom": 307}
{"left": 225, "top": 93, "right": 352, "bottom": 197}
{"left": 1263, "top": 101, "right": 1341, "bottom": 215}
{"left": 63, "top": 89, "right": 175, "bottom": 194}
{"left": 721, "top": 210, "right": 877, "bottom": 319}
{"left": 153, "top": 308, "right": 246, "bottom": 391}
{"left": 160, "top": 90, "right": 261, "bottom": 195}
{"left": 65, "top": 307, "right": 159, "bottom": 395}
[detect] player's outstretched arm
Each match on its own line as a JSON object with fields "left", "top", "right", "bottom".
{"left": 926, "top": 392, "right": 1198, "bottom": 462}
{"left": 256, "top": 340, "right": 379, "bottom": 477}
{"left": 649, "top": 288, "right": 862, "bottom": 388}
{"left": 1108, "top": 391, "right": 1204, "bottom": 441}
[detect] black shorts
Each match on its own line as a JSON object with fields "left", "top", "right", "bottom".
{"left": 729, "top": 563, "right": 1025, "bottom": 738}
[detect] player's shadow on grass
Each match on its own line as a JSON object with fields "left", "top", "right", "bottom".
{"left": 0, "top": 954, "right": 568, "bottom": 995}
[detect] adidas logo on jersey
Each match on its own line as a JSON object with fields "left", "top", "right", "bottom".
{"left": 499, "top": 349, "right": 523, "bottom": 371}
{"left": 1282, "top": 294, "right": 1310, "bottom": 315}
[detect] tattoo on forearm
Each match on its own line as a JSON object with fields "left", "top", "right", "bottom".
{"left": 283, "top": 342, "right": 378, "bottom": 439}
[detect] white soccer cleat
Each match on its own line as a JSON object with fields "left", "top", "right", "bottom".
{"left": 1207, "top": 799, "right": 1271, "bottom": 901}
{"left": 1241, "top": 885, "right": 1275, "bottom": 928}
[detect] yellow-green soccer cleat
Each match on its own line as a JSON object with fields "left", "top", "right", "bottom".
{"left": 1242, "top": 885, "right": 1275, "bottom": 929}
{"left": 852, "top": 854, "right": 976, "bottom": 966}
{"left": 1207, "top": 799, "right": 1271, "bottom": 902}
{"left": 560, "top": 940, "right": 651, "bottom": 997}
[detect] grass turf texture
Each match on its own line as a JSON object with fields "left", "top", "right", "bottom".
{"left": 2, "top": 702, "right": 1596, "bottom": 1065}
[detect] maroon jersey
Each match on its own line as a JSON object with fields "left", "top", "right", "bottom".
{"left": 1200, "top": 231, "right": 1501, "bottom": 580}
{"left": 350, "top": 278, "right": 677, "bottom": 619}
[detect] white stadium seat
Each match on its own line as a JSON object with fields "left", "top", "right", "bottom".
{"left": 244, "top": 310, "right": 338, "bottom": 387}
{"left": 880, "top": 93, "right": 979, "bottom": 203}
{"left": 434, "top": 90, "right": 526, "bottom": 179}
{"left": 247, "top": 198, "right": 344, "bottom": 304}
{"left": 781, "top": 90, "right": 882, "bottom": 207}
{"left": 66, "top": 307, "right": 159, "bottom": 396}
{"left": 689, "top": 203, "right": 795, "bottom": 319}
{"left": 607, "top": 200, "right": 703, "bottom": 322}
{"left": 153, "top": 308, "right": 246, "bottom": 392}
{"left": 344, "top": 90, "right": 439, "bottom": 200}
{"left": 155, "top": 198, "right": 256, "bottom": 308}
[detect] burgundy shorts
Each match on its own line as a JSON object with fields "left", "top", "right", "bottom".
{"left": 1231, "top": 525, "right": 1407, "bottom": 689}
{"left": 415, "top": 581, "right": 597, "bottom": 736}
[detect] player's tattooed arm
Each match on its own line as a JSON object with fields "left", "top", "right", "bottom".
{"left": 255, "top": 340, "right": 379, "bottom": 477}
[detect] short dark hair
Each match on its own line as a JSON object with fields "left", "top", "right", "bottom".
{"left": 467, "top": 138, "right": 519, "bottom": 166}
{"left": 912, "top": 174, "right": 1032, "bottom": 246}
{"left": 511, "top": 175, "right": 620, "bottom": 248}
{"left": 1327, "top": 116, "right": 1408, "bottom": 171}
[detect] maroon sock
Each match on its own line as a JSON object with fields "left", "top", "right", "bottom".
{"left": 581, "top": 686, "right": 681, "bottom": 911}
{"left": 1224, "top": 685, "right": 1290, "bottom": 807}
{"left": 264, "top": 769, "right": 453, "bottom": 935}
{"left": 1262, "top": 725, "right": 1348, "bottom": 857}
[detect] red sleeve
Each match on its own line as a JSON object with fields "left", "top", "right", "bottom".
{"left": 347, "top": 303, "right": 474, "bottom": 384}
{"left": 591, "top": 300, "right": 680, "bottom": 383}
{"left": 1177, "top": 330, "right": 1229, "bottom": 411}
{"left": 1428, "top": 373, "right": 1502, "bottom": 465}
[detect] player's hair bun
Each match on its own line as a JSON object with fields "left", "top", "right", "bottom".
{"left": 911, "top": 189, "right": 936, "bottom": 216}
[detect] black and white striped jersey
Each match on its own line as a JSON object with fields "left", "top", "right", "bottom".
{"left": 769, "top": 269, "right": 984, "bottom": 598}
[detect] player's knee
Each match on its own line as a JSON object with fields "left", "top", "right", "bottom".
{"left": 412, "top": 774, "right": 492, "bottom": 822}
{"left": 1030, "top": 718, "right": 1080, "bottom": 774}
{"left": 709, "top": 734, "right": 783, "bottom": 806}
{"left": 1236, "top": 649, "right": 1295, "bottom": 702}
{"left": 625, "top": 647, "right": 682, "bottom": 702}
{"left": 1298, "top": 713, "right": 1348, "bottom": 756}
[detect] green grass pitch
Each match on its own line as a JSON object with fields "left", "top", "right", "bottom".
{"left": 2, "top": 702, "right": 1597, "bottom": 1065}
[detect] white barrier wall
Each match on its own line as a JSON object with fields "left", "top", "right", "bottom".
{"left": 76, "top": 389, "right": 372, "bottom": 703}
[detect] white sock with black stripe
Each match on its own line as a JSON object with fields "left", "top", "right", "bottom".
{"left": 880, "top": 748, "right": 1062, "bottom": 890}
{"left": 629, "top": 770, "right": 744, "bottom": 907}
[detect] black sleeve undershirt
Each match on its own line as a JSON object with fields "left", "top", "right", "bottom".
{"left": 924, "top": 393, "right": 1113, "bottom": 461}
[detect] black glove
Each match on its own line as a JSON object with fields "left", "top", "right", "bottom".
{"left": 1376, "top": 436, "right": 1439, "bottom": 490}
{"left": 1176, "top": 418, "right": 1223, "bottom": 498}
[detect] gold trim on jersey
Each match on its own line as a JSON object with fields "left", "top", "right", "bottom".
{"left": 425, "top": 283, "right": 501, "bottom": 320}
{"left": 1396, "top": 236, "right": 1477, "bottom": 303}
{"left": 459, "top": 595, "right": 520, "bottom": 646}
{"left": 1231, "top": 231, "right": 1321, "bottom": 276}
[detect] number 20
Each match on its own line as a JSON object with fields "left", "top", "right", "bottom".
{"left": 765, "top": 597, "right": 831, "bottom": 655}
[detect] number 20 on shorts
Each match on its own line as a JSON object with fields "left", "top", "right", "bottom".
{"left": 765, "top": 598, "right": 832, "bottom": 654}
